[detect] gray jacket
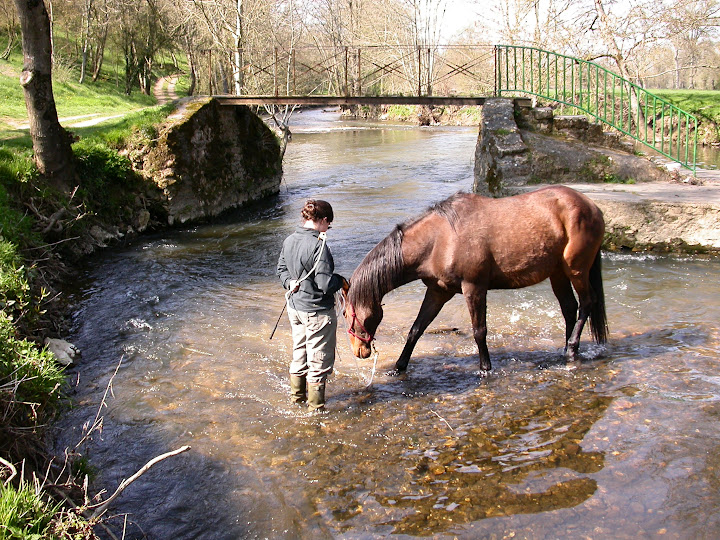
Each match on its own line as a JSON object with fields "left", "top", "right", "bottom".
{"left": 277, "top": 226, "right": 343, "bottom": 312}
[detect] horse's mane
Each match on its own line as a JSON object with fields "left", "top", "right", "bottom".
{"left": 426, "top": 192, "right": 463, "bottom": 232}
{"left": 349, "top": 225, "right": 405, "bottom": 308}
{"left": 348, "top": 192, "right": 466, "bottom": 307}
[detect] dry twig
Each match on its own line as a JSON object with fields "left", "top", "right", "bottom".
{"left": 88, "top": 445, "right": 191, "bottom": 520}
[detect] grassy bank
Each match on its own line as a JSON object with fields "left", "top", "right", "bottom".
{"left": 652, "top": 89, "right": 720, "bottom": 144}
{"left": 1, "top": 38, "right": 185, "bottom": 537}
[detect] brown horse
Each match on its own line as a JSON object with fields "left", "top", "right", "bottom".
{"left": 343, "top": 185, "right": 608, "bottom": 372}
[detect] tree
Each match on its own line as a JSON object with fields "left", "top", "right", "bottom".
{"left": 13, "top": 0, "right": 75, "bottom": 191}
{"left": 1, "top": 0, "right": 19, "bottom": 60}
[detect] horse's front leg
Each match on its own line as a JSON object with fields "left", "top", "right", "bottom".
{"left": 395, "top": 287, "right": 454, "bottom": 372}
{"left": 462, "top": 283, "right": 491, "bottom": 372}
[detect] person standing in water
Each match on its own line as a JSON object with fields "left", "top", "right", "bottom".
{"left": 276, "top": 200, "right": 347, "bottom": 411}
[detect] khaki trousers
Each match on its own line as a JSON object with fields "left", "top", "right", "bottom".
{"left": 287, "top": 306, "right": 337, "bottom": 384}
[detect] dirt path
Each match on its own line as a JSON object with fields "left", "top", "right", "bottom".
{"left": 153, "top": 75, "right": 180, "bottom": 105}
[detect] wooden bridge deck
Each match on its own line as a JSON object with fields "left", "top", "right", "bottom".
{"left": 215, "top": 95, "right": 532, "bottom": 107}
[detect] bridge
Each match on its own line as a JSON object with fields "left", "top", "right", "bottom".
{"left": 210, "top": 45, "right": 697, "bottom": 171}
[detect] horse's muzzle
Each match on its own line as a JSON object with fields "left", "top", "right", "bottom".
{"left": 352, "top": 340, "right": 373, "bottom": 359}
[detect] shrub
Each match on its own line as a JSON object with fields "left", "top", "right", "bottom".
{"left": 72, "top": 139, "right": 137, "bottom": 220}
{"left": 0, "top": 240, "right": 29, "bottom": 323}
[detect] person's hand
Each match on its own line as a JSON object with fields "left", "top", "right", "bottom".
{"left": 288, "top": 279, "right": 300, "bottom": 293}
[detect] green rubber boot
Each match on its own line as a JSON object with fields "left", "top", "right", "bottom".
{"left": 290, "top": 375, "right": 307, "bottom": 404}
{"left": 307, "top": 382, "right": 326, "bottom": 412}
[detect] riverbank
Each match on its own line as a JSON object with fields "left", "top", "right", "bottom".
{"left": 549, "top": 175, "right": 720, "bottom": 254}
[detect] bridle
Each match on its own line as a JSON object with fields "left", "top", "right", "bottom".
{"left": 339, "top": 295, "right": 379, "bottom": 388}
{"left": 346, "top": 301, "right": 375, "bottom": 344}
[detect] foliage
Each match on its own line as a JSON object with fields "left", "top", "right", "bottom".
{"left": 0, "top": 472, "right": 97, "bottom": 540}
{"left": 0, "top": 312, "right": 65, "bottom": 426}
{"left": 385, "top": 105, "right": 416, "bottom": 121}
{"left": 72, "top": 138, "right": 141, "bottom": 222}
{"left": 0, "top": 478, "right": 62, "bottom": 540}
{"left": 0, "top": 241, "right": 29, "bottom": 321}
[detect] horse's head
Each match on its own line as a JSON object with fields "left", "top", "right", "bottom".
{"left": 343, "top": 286, "right": 383, "bottom": 358}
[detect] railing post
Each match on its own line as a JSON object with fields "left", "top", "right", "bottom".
{"left": 208, "top": 49, "right": 213, "bottom": 95}
{"left": 427, "top": 47, "right": 432, "bottom": 96}
{"left": 494, "top": 45, "right": 499, "bottom": 97}
{"left": 357, "top": 48, "right": 361, "bottom": 96}
{"left": 417, "top": 46, "right": 422, "bottom": 96}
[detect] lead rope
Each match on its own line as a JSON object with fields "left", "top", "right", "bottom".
{"left": 334, "top": 290, "right": 379, "bottom": 388}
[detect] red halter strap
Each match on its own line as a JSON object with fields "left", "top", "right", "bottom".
{"left": 347, "top": 301, "right": 374, "bottom": 344}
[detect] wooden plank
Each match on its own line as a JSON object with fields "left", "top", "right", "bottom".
{"left": 214, "top": 95, "right": 490, "bottom": 107}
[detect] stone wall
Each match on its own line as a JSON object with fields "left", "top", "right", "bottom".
{"left": 141, "top": 97, "right": 283, "bottom": 225}
{"left": 473, "top": 98, "right": 671, "bottom": 197}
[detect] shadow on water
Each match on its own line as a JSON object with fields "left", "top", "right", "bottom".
{"left": 322, "top": 358, "right": 612, "bottom": 536}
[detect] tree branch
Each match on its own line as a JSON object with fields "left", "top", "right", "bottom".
{"left": 88, "top": 445, "right": 191, "bottom": 519}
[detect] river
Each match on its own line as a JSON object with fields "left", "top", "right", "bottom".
{"left": 54, "top": 109, "right": 720, "bottom": 539}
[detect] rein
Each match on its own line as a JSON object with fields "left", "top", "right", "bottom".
{"left": 269, "top": 231, "right": 327, "bottom": 340}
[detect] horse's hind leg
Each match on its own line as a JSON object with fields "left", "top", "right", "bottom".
{"left": 550, "top": 269, "right": 579, "bottom": 358}
{"left": 566, "top": 273, "right": 594, "bottom": 361}
{"left": 395, "top": 287, "right": 454, "bottom": 372}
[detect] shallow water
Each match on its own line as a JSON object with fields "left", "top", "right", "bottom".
{"left": 55, "top": 110, "right": 720, "bottom": 539}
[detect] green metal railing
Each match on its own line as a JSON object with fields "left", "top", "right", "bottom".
{"left": 495, "top": 44, "right": 698, "bottom": 172}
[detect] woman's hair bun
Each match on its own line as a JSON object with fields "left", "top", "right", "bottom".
{"left": 301, "top": 199, "right": 334, "bottom": 223}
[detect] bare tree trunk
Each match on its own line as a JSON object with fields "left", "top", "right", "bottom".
{"left": 233, "top": 0, "right": 243, "bottom": 95}
{"left": 593, "top": 0, "right": 645, "bottom": 129}
{"left": 79, "top": 0, "right": 92, "bottom": 83}
{"left": 0, "top": 32, "right": 15, "bottom": 60}
{"left": 91, "top": 27, "right": 107, "bottom": 81}
{"left": 13, "top": 0, "right": 75, "bottom": 192}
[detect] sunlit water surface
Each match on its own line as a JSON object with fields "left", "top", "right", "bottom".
{"left": 54, "top": 110, "right": 720, "bottom": 539}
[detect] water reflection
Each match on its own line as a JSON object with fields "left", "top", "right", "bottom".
{"left": 54, "top": 111, "right": 720, "bottom": 539}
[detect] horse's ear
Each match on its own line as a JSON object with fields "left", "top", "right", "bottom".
{"left": 342, "top": 277, "right": 350, "bottom": 293}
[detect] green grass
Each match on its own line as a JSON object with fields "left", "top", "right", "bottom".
{"left": 0, "top": 478, "right": 62, "bottom": 539}
{"left": 645, "top": 89, "right": 720, "bottom": 144}
{"left": 1, "top": 41, "right": 165, "bottom": 140}
{"left": 72, "top": 104, "right": 175, "bottom": 147}
{"left": 653, "top": 89, "right": 720, "bottom": 122}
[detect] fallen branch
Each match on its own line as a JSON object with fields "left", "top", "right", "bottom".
{"left": 430, "top": 410, "right": 454, "bottom": 432}
{"left": 88, "top": 445, "right": 191, "bottom": 519}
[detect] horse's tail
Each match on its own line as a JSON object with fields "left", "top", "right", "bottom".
{"left": 589, "top": 249, "right": 608, "bottom": 344}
